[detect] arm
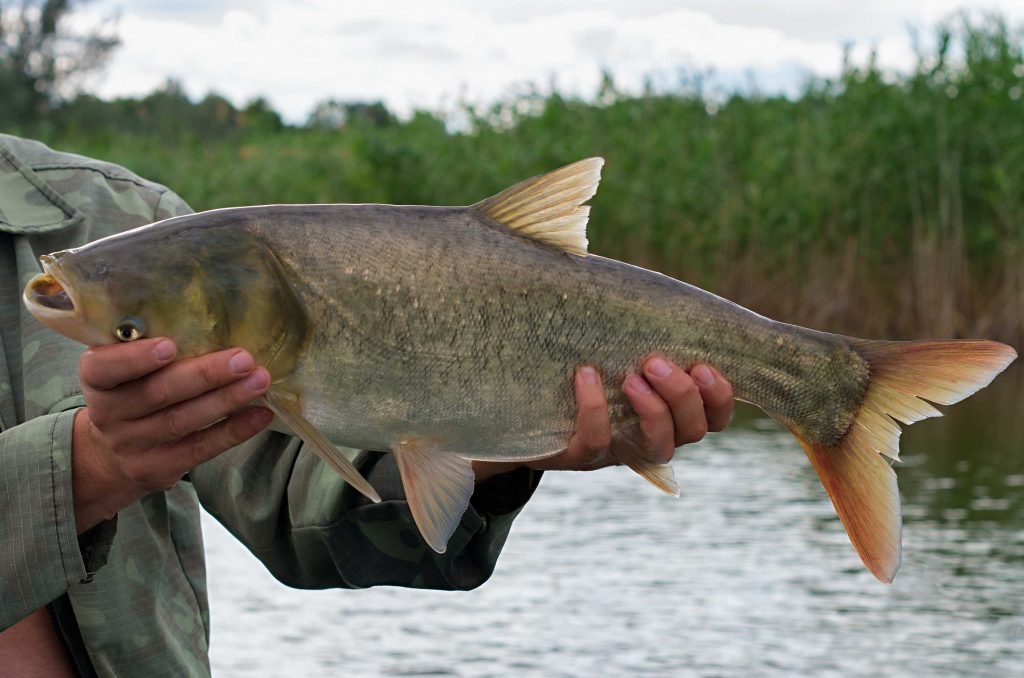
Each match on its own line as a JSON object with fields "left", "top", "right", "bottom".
{"left": 1, "top": 408, "right": 86, "bottom": 630}
{"left": 190, "top": 433, "right": 543, "bottom": 591}
{"left": 0, "top": 333, "right": 271, "bottom": 630}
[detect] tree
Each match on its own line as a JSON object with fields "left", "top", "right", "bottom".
{"left": 0, "top": 0, "right": 118, "bottom": 126}
{"left": 308, "top": 99, "right": 395, "bottom": 129}
{"left": 242, "top": 97, "right": 284, "bottom": 133}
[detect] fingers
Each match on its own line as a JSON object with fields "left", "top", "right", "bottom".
{"left": 122, "top": 366, "right": 270, "bottom": 447}
{"left": 95, "top": 348, "right": 262, "bottom": 421}
{"left": 123, "top": 406, "right": 274, "bottom": 491}
{"left": 556, "top": 366, "right": 614, "bottom": 470}
{"left": 170, "top": 406, "right": 275, "bottom": 470}
{"left": 521, "top": 360, "right": 735, "bottom": 475}
{"left": 74, "top": 339, "right": 278, "bottom": 504}
{"left": 689, "top": 364, "right": 734, "bottom": 432}
{"left": 572, "top": 366, "right": 612, "bottom": 454}
{"left": 641, "top": 358, "right": 709, "bottom": 447}
{"left": 623, "top": 373, "right": 676, "bottom": 463}
{"left": 79, "top": 338, "right": 176, "bottom": 391}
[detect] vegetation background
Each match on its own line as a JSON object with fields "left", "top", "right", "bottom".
{"left": 4, "top": 2, "right": 1022, "bottom": 346}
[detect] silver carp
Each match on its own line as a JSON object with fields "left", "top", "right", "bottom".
{"left": 24, "top": 159, "right": 1016, "bottom": 582}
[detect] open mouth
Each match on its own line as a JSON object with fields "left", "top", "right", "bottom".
{"left": 28, "top": 273, "right": 75, "bottom": 311}
{"left": 24, "top": 253, "right": 80, "bottom": 319}
{"left": 23, "top": 254, "right": 113, "bottom": 346}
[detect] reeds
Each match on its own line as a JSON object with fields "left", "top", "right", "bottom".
{"left": 31, "top": 15, "right": 1024, "bottom": 345}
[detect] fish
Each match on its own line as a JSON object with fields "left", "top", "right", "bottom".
{"left": 24, "top": 158, "right": 1016, "bottom": 582}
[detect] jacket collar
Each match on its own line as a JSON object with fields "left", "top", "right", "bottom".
{"left": 0, "top": 136, "right": 83, "bottom": 235}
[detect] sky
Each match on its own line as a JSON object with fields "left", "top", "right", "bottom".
{"left": 78, "top": 1, "right": 1024, "bottom": 122}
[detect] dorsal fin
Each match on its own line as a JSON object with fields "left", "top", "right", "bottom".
{"left": 472, "top": 157, "right": 604, "bottom": 256}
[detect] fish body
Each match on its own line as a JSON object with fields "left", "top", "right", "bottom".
{"left": 24, "top": 159, "right": 1016, "bottom": 581}
{"left": 233, "top": 203, "right": 858, "bottom": 458}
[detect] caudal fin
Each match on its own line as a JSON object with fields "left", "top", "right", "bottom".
{"left": 795, "top": 339, "right": 1016, "bottom": 583}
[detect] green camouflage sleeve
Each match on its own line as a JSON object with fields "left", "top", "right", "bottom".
{"left": 190, "top": 433, "right": 541, "bottom": 590}
{"left": 153, "top": 186, "right": 193, "bottom": 221}
{"left": 0, "top": 153, "right": 199, "bottom": 629}
{"left": 0, "top": 409, "right": 87, "bottom": 629}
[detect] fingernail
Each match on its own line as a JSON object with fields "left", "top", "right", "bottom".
{"left": 626, "top": 374, "right": 652, "bottom": 395}
{"left": 579, "top": 366, "right": 598, "bottom": 385}
{"left": 152, "top": 339, "right": 175, "bottom": 361}
{"left": 243, "top": 369, "right": 268, "bottom": 392}
{"left": 251, "top": 409, "right": 273, "bottom": 428}
{"left": 229, "top": 351, "right": 254, "bottom": 375}
{"left": 692, "top": 365, "right": 715, "bottom": 387}
{"left": 646, "top": 358, "right": 673, "bottom": 379}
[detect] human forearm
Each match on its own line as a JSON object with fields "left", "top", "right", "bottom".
{"left": 471, "top": 460, "right": 522, "bottom": 483}
{"left": 192, "top": 438, "right": 541, "bottom": 591}
{"left": 0, "top": 410, "right": 88, "bottom": 630}
{"left": 71, "top": 408, "right": 139, "bottom": 533}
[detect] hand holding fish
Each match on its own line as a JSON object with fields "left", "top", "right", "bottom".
{"left": 70, "top": 338, "right": 274, "bottom": 533}
{"left": 543, "top": 359, "right": 731, "bottom": 470}
{"left": 473, "top": 359, "right": 733, "bottom": 481}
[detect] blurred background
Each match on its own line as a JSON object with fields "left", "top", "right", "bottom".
{"left": 3, "top": 1, "right": 1021, "bottom": 676}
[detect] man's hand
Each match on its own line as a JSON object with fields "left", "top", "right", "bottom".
{"left": 550, "top": 357, "right": 733, "bottom": 471}
{"left": 474, "top": 358, "right": 734, "bottom": 482}
{"left": 72, "top": 338, "right": 274, "bottom": 533}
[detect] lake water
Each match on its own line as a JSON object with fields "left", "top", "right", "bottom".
{"left": 202, "top": 365, "right": 1023, "bottom": 677}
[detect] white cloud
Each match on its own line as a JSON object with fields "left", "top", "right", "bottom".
{"left": 80, "top": 1, "right": 1024, "bottom": 122}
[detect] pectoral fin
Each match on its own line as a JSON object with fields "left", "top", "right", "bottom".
{"left": 392, "top": 439, "right": 476, "bottom": 553}
{"left": 264, "top": 390, "right": 381, "bottom": 503}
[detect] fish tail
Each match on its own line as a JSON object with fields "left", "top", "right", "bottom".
{"left": 792, "top": 339, "right": 1016, "bottom": 583}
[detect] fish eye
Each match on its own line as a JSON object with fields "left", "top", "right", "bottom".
{"left": 114, "top": 318, "right": 145, "bottom": 342}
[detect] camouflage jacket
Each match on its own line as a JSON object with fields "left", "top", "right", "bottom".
{"left": 0, "top": 134, "right": 540, "bottom": 677}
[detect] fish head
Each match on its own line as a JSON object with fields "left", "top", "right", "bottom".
{"left": 23, "top": 250, "right": 113, "bottom": 346}
{"left": 23, "top": 241, "right": 225, "bottom": 355}
{"left": 23, "top": 217, "right": 311, "bottom": 375}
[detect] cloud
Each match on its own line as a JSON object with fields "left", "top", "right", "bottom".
{"left": 81, "top": 1, "right": 1024, "bottom": 122}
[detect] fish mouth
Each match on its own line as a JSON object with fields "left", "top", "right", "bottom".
{"left": 24, "top": 255, "right": 79, "bottom": 317}
{"left": 27, "top": 273, "right": 75, "bottom": 312}
{"left": 23, "top": 253, "right": 111, "bottom": 346}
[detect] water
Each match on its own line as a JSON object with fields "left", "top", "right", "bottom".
{"left": 203, "top": 365, "right": 1023, "bottom": 677}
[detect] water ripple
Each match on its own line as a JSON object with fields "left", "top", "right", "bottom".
{"left": 204, "top": 423, "right": 1023, "bottom": 677}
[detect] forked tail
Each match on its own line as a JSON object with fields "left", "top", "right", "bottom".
{"left": 791, "top": 339, "right": 1016, "bottom": 583}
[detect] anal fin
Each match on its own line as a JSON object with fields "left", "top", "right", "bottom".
{"left": 264, "top": 390, "right": 381, "bottom": 503}
{"left": 610, "top": 425, "right": 680, "bottom": 497}
{"left": 393, "top": 439, "right": 476, "bottom": 553}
